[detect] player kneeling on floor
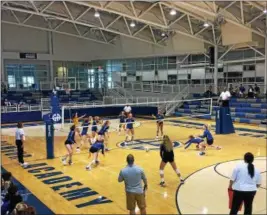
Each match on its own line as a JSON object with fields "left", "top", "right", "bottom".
{"left": 86, "top": 136, "right": 105, "bottom": 170}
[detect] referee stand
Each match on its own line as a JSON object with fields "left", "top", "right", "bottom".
{"left": 215, "top": 98, "right": 235, "bottom": 135}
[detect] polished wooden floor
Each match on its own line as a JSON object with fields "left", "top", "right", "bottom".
{"left": 1, "top": 119, "right": 266, "bottom": 214}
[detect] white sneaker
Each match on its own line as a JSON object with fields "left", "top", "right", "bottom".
{"left": 61, "top": 157, "right": 67, "bottom": 165}
{"left": 155, "top": 136, "right": 159, "bottom": 140}
{"left": 76, "top": 148, "right": 81, "bottom": 153}
{"left": 86, "top": 165, "right": 91, "bottom": 171}
{"left": 216, "top": 146, "right": 222, "bottom": 150}
{"left": 22, "top": 162, "right": 28, "bottom": 168}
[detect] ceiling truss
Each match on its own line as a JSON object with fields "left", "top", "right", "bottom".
{"left": 1, "top": 0, "right": 266, "bottom": 50}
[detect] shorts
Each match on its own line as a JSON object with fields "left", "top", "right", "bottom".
{"left": 65, "top": 140, "right": 74, "bottom": 145}
{"left": 126, "top": 192, "right": 146, "bottom": 211}
{"left": 91, "top": 128, "right": 97, "bottom": 132}
{"left": 81, "top": 131, "right": 87, "bottom": 136}
{"left": 207, "top": 139, "right": 214, "bottom": 145}
{"left": 162, "top": 155, "right": 174, "bottom": 163}
{"left": 89, "top": 146, "right": 98, "bottom": 153}
{"left": 157, "top": 121, "right": 163, "bottom": 125}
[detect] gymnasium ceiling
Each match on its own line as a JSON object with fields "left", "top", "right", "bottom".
{"left": 1, "top": 1, "right": 267, "bottom": 49}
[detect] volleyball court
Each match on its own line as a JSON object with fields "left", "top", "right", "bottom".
{"left": 1, "top": 97, "right": 213, "bottom": 166}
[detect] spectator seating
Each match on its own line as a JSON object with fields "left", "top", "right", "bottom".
{"left": 175, "top": 96, "right": 267, "bottom": 125}
{"left": 1, "top": 89, "right": 100, "bottom": 106}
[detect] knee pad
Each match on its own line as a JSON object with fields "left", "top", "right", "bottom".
{"left": 175, "top": 169, "right": 180, "bottom": 174}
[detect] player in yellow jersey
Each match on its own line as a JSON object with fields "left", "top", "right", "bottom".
{"left": 72, "top": 112, "right": 86, "bottom": 152}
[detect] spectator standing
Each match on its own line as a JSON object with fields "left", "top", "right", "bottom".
{"left": 218, "top": 87, "right": 231, "bottom": 107}
{"left": 15, "top": 122, "right": 28, "bottom": 167}
{"left": 229, "top": 84, "right": 234, "bottom": 95}
{"left": 229, "top": 152, "right": 261, "bottom": 215}
{"left": 254, "top": 84, "right": 260, "bottom": 98}
{"left": 118, "top": 154, "right": 147, "bottom": 215}
{"left": 239, "top": 84, "right": 246, "bottom": 98}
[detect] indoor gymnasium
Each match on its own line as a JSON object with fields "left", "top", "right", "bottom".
{"left": 1, "top": 1, "right": 267, "bottom": 215}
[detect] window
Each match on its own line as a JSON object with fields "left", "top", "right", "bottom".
{"left": 22, "top": 76, "right": 35, "bottom": 87}
{"left": 8, "top": 75, "right": 16, "bottom": 88}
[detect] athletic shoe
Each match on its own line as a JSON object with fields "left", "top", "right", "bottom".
{"left": 86, "top": 166, "right": 91, "bottom": 171}
{"left": 105, "top": 148, "right": 109, "bottom": 151}
{"left": 199, "top": 151, "right": 206, "bottom": 156}
{"left": 76, "top": 148, "right": 81, "bottom": 153}
{"left": 180, "top": 179, "right": 185, "bottom": 184}
{"left": 22, "top": 162, "right": 28, "bottom": 168}
{"left": 68, "top": 160, "right": 73, "bottom": 165}
{"left": 61, "top": 157, "right": 67, "bottom": 165}
{"left": 216, "top": 146, "right": 222, "bottom": 150}
{"left": 155, "top": 136, "right": 159, "bottom": 140}
{"left": 160, "top": 181, "right": 166, "bottom": 187}
{"left": 95, "top": 160, "right": 100, "bottom": 165}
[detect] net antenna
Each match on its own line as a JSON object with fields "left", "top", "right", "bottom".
{"left": 60, "top": 98, "right": 213, "bottom": 128}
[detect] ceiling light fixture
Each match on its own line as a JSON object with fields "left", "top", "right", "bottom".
{"left": 130, "top": 21, "right": 136, "bottom": 27}
{"left": 203, "top": 22, "right": 209, "bottom": 27}
{"left": 170, "top": 9, "right": 177, "bottom": 16}
{"left": 161, "top": 32, "right": 166, "bottom": 37}
{"left": 94, "top": 11, "right": 100, "bottom": 17}
{"left": 263, "top": 9, "right": 267, "bottom": 14}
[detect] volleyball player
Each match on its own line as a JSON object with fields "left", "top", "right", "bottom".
{"left": 199, "top": 124, "right": 221, "bottom": 150}
{"left": 98, "top": 120, "right": 110, "bottom": 150}
{"left": 184, "top": 135, "right": 206, "bottom": 155}
{"left": 125, "top": 113, "right": 135, "bottom": 142}
{"left": 118, "top": 111, "right": 126, "bottom": 135}
{"left": 91, "top": 116, "right": 100, "bottom": 137}
{"left": 72, "top": 112, "right": 86, "bottom": 128}
{"left": 86, "top": 136, "right": 105, "bottom": 171}
{"left": 153, "top": 111, "right": 164, "bottom": 139}
{"left": 159, "top": 135, "right": 184, "bottom": 186}
{"left": 78, "top": 116, "right": 92, "bottom": 152}
{"left": 61, "top": 125, "right": 77, "bottom": 165}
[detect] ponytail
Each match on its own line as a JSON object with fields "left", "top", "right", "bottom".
{"left": 244, "top": 152, "right": 255, "bottom": 178}
{"left": 247, "top": 163, "right": 255, "bottom": 178}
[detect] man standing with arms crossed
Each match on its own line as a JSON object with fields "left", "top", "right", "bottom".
{"left": 118, "top": 154, "right": 148, "bottom": 215}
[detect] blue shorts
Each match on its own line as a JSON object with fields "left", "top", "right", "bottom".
{"left": 207, "top": 139, "right": 214, "bottom": 145}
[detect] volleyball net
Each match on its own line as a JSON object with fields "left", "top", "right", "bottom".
{"left": 59, "top": 97, "right": 213, "bottom": 132}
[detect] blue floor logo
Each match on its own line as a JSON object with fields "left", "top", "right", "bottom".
{"left": 118, "top": 139, "right": 181, "bottom": 151}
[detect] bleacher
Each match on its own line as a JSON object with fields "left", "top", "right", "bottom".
{"left": 175, "top": 94, "right": 267, "bottom": 125}
{"left": 1, "top": 89, "right": 99, "bottom": 106}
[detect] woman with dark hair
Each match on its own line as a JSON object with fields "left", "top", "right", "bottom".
{"left": 61, "top": 125, "right": 77, "bottom": 165}
{"left": 229, "top": 152, "right": 261, "bottom": 215}
{"left": 15, "top": 122, "right": 28, "bottom": 167}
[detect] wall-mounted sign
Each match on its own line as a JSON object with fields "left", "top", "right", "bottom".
{"left": 20, "top": 53, "right": 37, "bottom": 59}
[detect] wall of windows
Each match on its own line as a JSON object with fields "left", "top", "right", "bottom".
{"left": 4, "top": 60, "right": 50, "bottom": 90}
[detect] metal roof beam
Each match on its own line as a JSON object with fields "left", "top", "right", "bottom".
{"left": 2, "top": 5, "right": 163, "bottom": 46}
{"left": 180, "top": 2, "right": 265, "bottom": 38}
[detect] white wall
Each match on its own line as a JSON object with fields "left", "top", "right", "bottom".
{"left": 2, "top": 23, "right": 205, "bottom": 62}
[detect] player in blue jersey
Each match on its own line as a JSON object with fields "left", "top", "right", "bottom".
{"left": 118, "top": 111, "right": 126, "bottom": 135}
{"left": 184, "top": 125, "right": 221, "bottom": 156}
{"left": 125, "top": 113, "right": 135, "bottom": 142}
{"left": 61, "top": 125, "right": 77, "bottom": 165}
{"left": 78, "top": 116, "right": 92, "bottom": 152}
{"left": 153, "top": 111, "right": 164, "bottom": 139}
{"left": 98, "top": 120, "right": 111, "bottom": 150}
{"left": 86, "top": 136, "right": 105, "bottom": 171}
{"left": 199, "top": 124, "right": 221, "bottom": 150}
{"left": 91, "top": 116, "right": 100, "bottom": 139}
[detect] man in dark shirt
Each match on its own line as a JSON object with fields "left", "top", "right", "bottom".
{"left": 254, "top": 84, "right": 260, "bottom": 98}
